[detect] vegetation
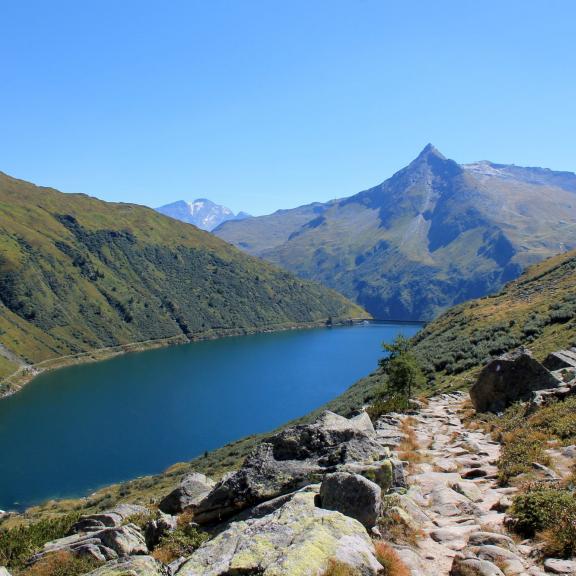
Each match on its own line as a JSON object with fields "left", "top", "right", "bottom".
{"left": 381, "top": 336, "right": 425, "bottom": 399}
{"left": 412, "top": 249, "right": 576, "bottom": 390}
{"left": 0, "top": 171, "right": 366, "bottom": 387}
{"left": 322, "top": 559, "right": 363, "bottom": 576}
{"left": 151, "top": 512, "right": 209, "bottom": 564}
{"left": 509, "top": 486, "right": 576, "bottom": 557}
{"left": 373, "top": 541, "right": 410, "bottom": 576}
{"left": 0, "top": 512, "right": 81, "bottom": 569}
{"left": 14, "top": 551, "right": 100, "bottom": 576}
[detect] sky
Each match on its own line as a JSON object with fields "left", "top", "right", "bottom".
{"left": 1, "top": 1, "right": 575, "bottom": 216}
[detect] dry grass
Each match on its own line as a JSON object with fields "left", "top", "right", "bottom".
{"left": 373, "top": 541, "right": 410, "bottom": 576}
{"left": 397, "top": 417, "right": 428, "bottom": 473}
{"left": 18, "top": 551, "right": 100, "bottom": 576}
{"left": 322, "top": 559, "right": 362, "bottom": 575}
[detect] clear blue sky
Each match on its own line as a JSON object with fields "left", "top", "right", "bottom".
{"left": 1, "top": 1, "right": 575, "bottom": 216}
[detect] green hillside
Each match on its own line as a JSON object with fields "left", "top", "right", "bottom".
{"left": 412, "top": 248, "right": 576, "bottom": 391}
{"left": 215, "top": 145, "right": 576, "bottom": 320}
{"left": 0, "top": 171, "right": 367, "bottom": 386}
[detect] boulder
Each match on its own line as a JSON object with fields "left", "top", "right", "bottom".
{"left": 0, "top": 568, "right": 11, "bottom": 576}
{"left": 452, "top": 481, "right": 483, "bottom": 502}
{"left": 158, "top": 472, "right": 215, "bottom": 515}
{"left": 175, "top": 489, "right": 382, "bottom": 576}
{"left": 193, "top": 410, "right": 382, "bottom": 524}
{"left": 319, "top": 472, "right": 381, "bottom": 529}
{"left": 470, "top": 349, "right": 561, "bottom": 413}
{"left": 32, "top": 524, "right": 147, "bottom": 564}
{"left": 543, "top": 349, "right": 576, "bottom": 371}
{"left": 86, "top": 555, "right": 169, "bottom": 575}
{"left": 450, "top": 555, "right": 505, "bottom": 576}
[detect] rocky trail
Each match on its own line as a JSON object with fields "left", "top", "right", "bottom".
{"left": 379, "top": 392, "right": 569, "bottom": 576}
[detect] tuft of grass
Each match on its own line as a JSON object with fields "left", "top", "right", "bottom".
{"left": 322, "top": 559, "right": 362, "bottom": 575}
{"left": 367, "top": 394, "right": 411, "bottom": 421}
{"left": 373, "top": 541, "right": 410, "bottom": 576}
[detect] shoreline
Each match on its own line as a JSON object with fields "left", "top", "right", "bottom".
{"left": 0, "top": 316, "right": 374, "bottom": 400}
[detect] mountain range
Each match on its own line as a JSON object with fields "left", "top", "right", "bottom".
{"left": 156, "top": 199, "right": 250, "bottom": 231}
{"left": 215, "top": 145, "right": 576, "bottom": 320}
{"left": 0, "top": 172, "right": 365, "bottom": 386}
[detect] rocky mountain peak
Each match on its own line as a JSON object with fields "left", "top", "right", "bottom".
{"left": 156, "top": 199, "right": 250, "bottom": 231}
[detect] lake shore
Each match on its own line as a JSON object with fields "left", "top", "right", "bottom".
{"left": 0, "top": 316, "right": 370, "bottom": 400}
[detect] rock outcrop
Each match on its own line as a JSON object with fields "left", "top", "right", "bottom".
{"left": 192, "top": 410, "right": 384, "bottom": 524}
{"left": 158, "top": 472, "right": 215, "bottom": 515}
{"left": 470, "top": 349, "right": 561, "bottom": 412}
{"left": 175, "top": 487, "right": 383, "bottom": 576}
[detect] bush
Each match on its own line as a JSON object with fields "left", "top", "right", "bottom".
{"left": 497, "top": 428, "right": 550, "bottom": 485}
{"left": 366, "top": 394, "right": 411, "bottom": 421}
{"left": 151, "top": 521, "right": 209, "bottom": 564}
{"left": 322, "top": 559, "right": 362, "bottom": 575}
{"left": 509, "top": 487, "right": 576, "bottom": 557}
{"left": 0, "top": 512, "right": 81, "bottom": 568}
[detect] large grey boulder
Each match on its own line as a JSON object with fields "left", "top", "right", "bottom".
{"left": 470, "top": 349, "right": 561, "bottom": 413}
{"left": 175, "top": 488, "right": 382, "bottom": 576}
{"left": 86, "top": 555, "right": 169, "bottom": 575}
{"left": 193, "top": 410, "right": 383, "bottom": 524}
{"left": 159, "top": 472, "right": 215, "bottom": 514}
{"left": 319, "top": 472, "right": 382, "bottom": 529}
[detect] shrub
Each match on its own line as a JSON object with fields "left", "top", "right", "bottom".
{"left": 366, "top": 394, "right": 411, "bottom": 421}
{"left": 510, "top": 487, "right": 575, "bottom": 535}
{"left": 497, "top": 428, "right": 550, "bottom": 485}
{"left": 17, "top": 550, "right": 100, "bottom": 576}
{"left": 373, "top": 541, "right": 410, "bottom": 576}
{"left": 0, "top": 512, "right": 81, "bottom": 568}
{"left": 151, "top": 522, "right": 209, "bottom": 564}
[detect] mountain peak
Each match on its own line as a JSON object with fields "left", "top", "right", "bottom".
{"left": 156, "top": 198, "right": 250, "bottom": 231}
{"left": 416, "top": 143, "right": 446, "bottom": 161}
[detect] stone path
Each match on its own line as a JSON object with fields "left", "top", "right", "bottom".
{"left": 377, "top": 392, "right": 553, "bottom": 576}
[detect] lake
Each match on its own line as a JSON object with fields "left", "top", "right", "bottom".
{"left": 0, "top": 322, "right": 421, "bottom": 511}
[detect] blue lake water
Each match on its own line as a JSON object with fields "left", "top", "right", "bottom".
{"left": 0, "top": 322, "right": 421, "bottom": 511}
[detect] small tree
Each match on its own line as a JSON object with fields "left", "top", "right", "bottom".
{"left": 380, "top": 335, "right": 424, "bottom": 398}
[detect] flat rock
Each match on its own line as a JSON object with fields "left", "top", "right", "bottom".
{"left": 86, "top": 555, "right": 169, "bottom": 575}
{"left": 452, "top": 481, "right": 483, "bottom": 502}
{"left": 175, "top": 490, "right": 382, "bottom": 575}
{"left": 544, "top": 558, "right": 576, "bottom": 574}
{"left": 468, "top": 532, "right": 518, "bottom": 553}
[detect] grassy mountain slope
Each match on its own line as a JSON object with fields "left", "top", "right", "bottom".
{"left": 0, "top": 171, "right": 366, "bottom": 384}
{"left": 215, "top": 146, "right": 576, "bottom": 320}
{"left": 413, "top": 248, "right": 576, "bottom": 391}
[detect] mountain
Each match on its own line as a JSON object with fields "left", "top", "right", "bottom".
{"left": 156, "top": 199, "right": 251, "bottom": 231}
{"left": 214, "top": 145, "right": 576, "bottom": 320}
{"left": 0, "top": 171, "right": 366, "bottom": 385}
